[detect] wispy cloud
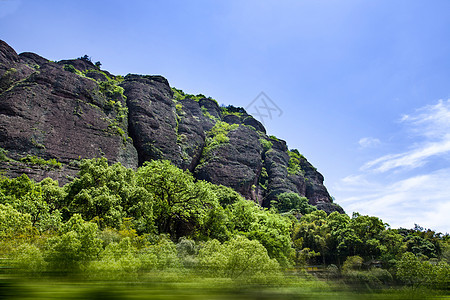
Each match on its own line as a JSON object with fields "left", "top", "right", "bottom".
{"left": 401, "top": 99, "right": 450, "bottom": 139}
{"left": 362, "top": 139, "right": 450, "bottom": 172}
{"left": 363, "top": 99, "right": 450, "bottom": 173}
{"left": 358, "top": 137, "right": 381, "bottom": 149}
{"left": 338, "top": 168, "right": 450, "bottom": 232}
{"left": 336, "top": 99, "right": 450, "bottom": 233}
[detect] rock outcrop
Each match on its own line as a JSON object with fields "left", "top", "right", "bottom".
{"left": 195, "top": 125, "right": 263, "bottom": 200}
{"left": 0, "top": 40, "right": 137, "bottom": 184}
{"left": 0, "top": 40, "right": 342, "bottom": 213}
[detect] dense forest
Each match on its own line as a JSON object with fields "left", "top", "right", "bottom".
{"left": 0, "top": 158, "right": 449, "bottom": 299}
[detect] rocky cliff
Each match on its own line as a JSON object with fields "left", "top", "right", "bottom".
{"left": 0, "top": 40, "right": 342, "bottom": 214}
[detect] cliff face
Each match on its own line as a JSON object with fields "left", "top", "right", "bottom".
{"left": 0, "top": 40, "right": 342, "bottom": 213}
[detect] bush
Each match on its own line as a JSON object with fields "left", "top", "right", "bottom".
{"left": 343, "top": 268, "right": 393, "bottom": 289}
{"left": 176, "top": 237, "right": 198, "bottom": 268}
{"left": 342, "top": 255, "right": 364, "bottom": 273}
{"left": 63, "top": 64, "right": 77, "bottom": 73}
{"left": 0, "top": 204, "right": 33, "bottom": 238}
{"left": 20, "top": 155, "right": 61, "bottom": 168}
{"left": 203, "top": 121, "right": 239, "bottom": 154}
{"left": 89, "top": 238, "right": 141, "bottom": 276}
{"left": 65, "top": 158, "right": 154, "bottom": 232}
{"left": 287, "top": 150, "right": 304, "bottom": 175}
{"left": 271, "top": 192, "right": 315, "bottom": 214}
{"left": 45, "top": 214, "right": 102, "bottom": 273}
{"left": 140, "top": 235, "right": 180, "bottom": 270}
{"left": 259, "top": 139, "right": 273, "bottom": 152}
{"left": 344, "top": 270, "right": 382, "bottom": 289}
{"left": 396, "top": 252, "right": 450, "bottom": 289}
{"left": 197, "top": 236, "right": 280, "bottom": 281}
{"left": 11, "top": 243, "right": 46, "bottom": 274}
{"left": 0, "top": 147, "right": 9, "bottom": 161}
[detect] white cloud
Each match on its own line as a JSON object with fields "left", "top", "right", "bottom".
{"left": 337, "top": 169, "right": 450, "bottom": 233}
{"left": 363, "top": 139, "right": 450, "bottom": 172}
{"left": 358, "top": 137, "right": 381, "bottom": 148}
{"left": 401, "top": 99, "right": 450, "bottom": 139}
{"left": 336, "top": 100, "right": 450, "bottom": 233}
{"left": 363, "top": 99, "right": 450, "bottom": 173}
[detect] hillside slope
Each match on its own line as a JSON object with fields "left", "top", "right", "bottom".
{"left": 0, "top": 40, "right": 342, "bottom": 213}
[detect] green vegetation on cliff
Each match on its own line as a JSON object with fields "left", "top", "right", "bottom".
{"left": 0, "top": 41, "right": 448, "bottom": 298}
{"left": 200, "top": 121, "right": 239, "bottom": 162}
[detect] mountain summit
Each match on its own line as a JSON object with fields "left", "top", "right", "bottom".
{"left": 0, "top": 40, "right": 342, "bottom": 214}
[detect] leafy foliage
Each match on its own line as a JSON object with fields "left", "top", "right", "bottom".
{"left": 259, "top": 138, "right": 273, "bottom": 152}
{"left": 0, "top": 203, "right": 33, "bottom": 238}
{"left": 45, "top": 214, "right": 103, "bottom": 273}
{"left": 287, "top": 149, "right": 304, "bottom": 175}
{"left": 0, "top": 175, "right": 63, "bottom": 231}
{"left": 220, "top": 105, "right": 247, "bottom": 116}
{"left": 1, "top": 157, "right": 449, "bottom": 294}
{"left": 63, "top": 64, "right": 83, "bottom": 76}
{"left": 396, "top": 252, "right": 450, "bottom": 289}
{"left": 172, "top": 87, "right": 216, "bottom": 104}
{"left": 136, "top": 160, "right": 214, "bottom": 237}
{"left": 0, "top": 147, "right": 9, "bottom": 161}
{"left": 197, "top": 236, "right": 280, "bottom": 280}
{"left": 200, "top": 121, "right": 239, "bottom": 161}
{"left": 271, "top": 192, "right": 316, "bottom": 214}
{"left": 19, "top": 155, "right": 62, "bottom": 168}
{"left": 65, "top": 158, "right": 153, "bottom": 233}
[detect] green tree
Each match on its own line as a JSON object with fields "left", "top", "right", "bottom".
{"left": 271, "top": 192, "right": 316, "bottom": 214}
{"left": 65, "top": 158, "right": 154, "bottom": 233}
{"left": 348, "top": 213, "right": 387, "bottom": 258}
{"left": 292, "top": 210, "right": 330, "bottom": 265}
{"left": 136, "top": 160, "right": 215, "bottom": 237}
{"left": 139, "top": 235, "right": 180, "bottom": 270}
{"left": 326, "top": 211, "right": 351, "bottom": 264}
{"left": 46, "top": 214, "right": 102, "bottom": 273}
{"left": 396, "top": 252, "right": 430, "bottom": 289}
{"left": 197, "top": 236, "right": 280, "bottom": 280}
{"left": 10, "top": 243, "right": 46, "bottom": 274}
{"left": 396, "top": 252, "right": 450, "bottom": 290}
{"left": 89, "top": 237, "right": 141, "bottom": 276}
{"left": 198, "top": 185, "right": 232, "bottom": 242}
{"left": 0, "top": 175, "right": 61, "bottom": 232}
{"left": 208, "top": 184, "right": 242, "bottom": 207}
{"left": 397, "top": 225, "right": 443, "bottom": 259}
{"left": 342, "top": 255, "right": 363, "bottom": 273}
{"left": 227, "top": 198, "right": 294, "bottom": 266}
{"left": 0, "top": 203, "right": 33, "bottom": 238}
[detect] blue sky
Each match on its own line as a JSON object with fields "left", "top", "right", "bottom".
{"left": 1, "top": 0, "right": 449, "bottom": 233}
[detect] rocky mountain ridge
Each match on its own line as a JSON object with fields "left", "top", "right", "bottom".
{"left": 0, "top": 40, "right": 343, "bottom": 213}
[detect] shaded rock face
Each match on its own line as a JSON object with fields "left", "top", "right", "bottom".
{"left": 300, "top": 158, "right": 331, "bottom": 205}
{"left": 0, "top": 40, "right": 339, "bottom": 212}
{"left": 198, "top": 98, "right": 221, "bottom": 120}
{"left": 121, "top": 74, "right": 180, "bottom": 166}
{"left": 175, "top": 99, "right": 211, "bottom": 171}
{"left": 195, "top": 126, "right": 262, "bottom": 200}
{"left": 0, "top": 160, "right": 79, "bottom": 185}
{"left": 243, "top": 116, "right": 266, "bottom": 134}
{"left": 0, "top": 41, "right": 137, "bottom": 183}
{"left": 0, "top": 41, "right": 35, "bottom": 94}
{"left": 263, "top": 146, "right": 306, "bottom": 206}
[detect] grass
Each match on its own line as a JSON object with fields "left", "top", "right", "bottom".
{"left": 0, "top": 273, "right": 446, "bottom": 300}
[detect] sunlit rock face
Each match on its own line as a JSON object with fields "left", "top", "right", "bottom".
{"left": 0, "top": 40, "right": 341, "bottom": 213}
